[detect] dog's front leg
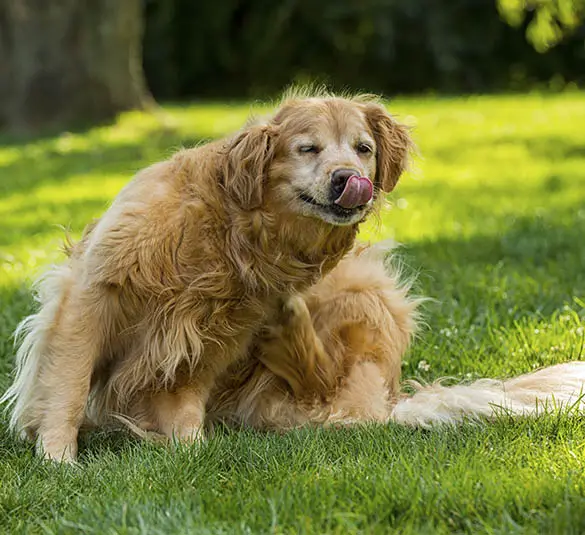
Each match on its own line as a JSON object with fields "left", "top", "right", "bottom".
{"left": 146, "top": 357, "right": 236, "bottom": 442}
{"left": 149, "top": 384, "right": 208, "bottom": 443}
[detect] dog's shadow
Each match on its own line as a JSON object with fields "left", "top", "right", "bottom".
{"left": 77, "top": 426, "right": 149, "bottom": 461}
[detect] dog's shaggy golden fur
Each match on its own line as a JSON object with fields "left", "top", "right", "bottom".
{"left": 1, "top": 90, "right": 413, "bottom": 461}
{"left": 207, "top": 242, "right": 419, "bottom": 429}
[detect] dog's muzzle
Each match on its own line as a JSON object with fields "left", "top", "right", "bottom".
{"left": 330, "top": 169, "right": 373, "bottom": 209}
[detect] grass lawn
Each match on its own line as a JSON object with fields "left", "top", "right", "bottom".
{"left": 1, "top": 92, "right": 585, "bottom": 534}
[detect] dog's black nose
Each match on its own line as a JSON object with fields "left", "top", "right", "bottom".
{"left": 330, "top": 168, "right": 358, "bottom": 199}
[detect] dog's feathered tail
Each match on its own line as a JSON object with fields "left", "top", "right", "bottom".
{"left": 1, "top": 264, "right": 72, "bottom": 437}
{"left": 390, "top": 362, "right": 585, "bottom": 427}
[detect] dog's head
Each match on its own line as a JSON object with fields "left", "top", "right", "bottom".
{"left": 223, "top": 93, "right": 413, "bottom": 227}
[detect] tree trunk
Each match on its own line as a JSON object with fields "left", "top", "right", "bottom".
{"left": 0, "top": 0, "right": 152, "bottom": 134}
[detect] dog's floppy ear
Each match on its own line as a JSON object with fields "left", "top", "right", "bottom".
{"left": 223, "top": 125, "right": 275, "bottom": 210}
{"left": 363, "top": 102, "right": 413, "bottom": 193}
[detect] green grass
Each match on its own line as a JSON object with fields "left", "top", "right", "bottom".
{"left": 1, "top": 92, "right": 585, "bottom": 534}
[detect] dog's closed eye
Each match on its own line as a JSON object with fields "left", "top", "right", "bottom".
{"left": 356, "top": 142, "right": 373, "bottom": 155}
{"left": 298, "top": 144, "right": 321, "bottom": 154}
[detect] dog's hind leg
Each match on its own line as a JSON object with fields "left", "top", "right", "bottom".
{"left": 255, "top": 295, "right": 341, "bottom": 401}
{"left": 3, "top": 266, "right": 109, "bottom": 462}
{"left": 36, "top": 288, "right": 109, "bottom": 462}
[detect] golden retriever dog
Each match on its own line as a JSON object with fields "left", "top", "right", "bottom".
{"left": 208, "top": 242, "right": 585, "bottom": 431}
{"left": 1, "top": 89, "right": 413, "bottom": 462}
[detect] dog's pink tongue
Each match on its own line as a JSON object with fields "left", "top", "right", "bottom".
{"left": 334, "top": 176, "right": 373, "bottom": 209}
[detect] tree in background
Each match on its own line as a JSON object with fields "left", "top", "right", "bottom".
{"left": 498, "top": 0, "right": 585, "bottom": 51}
{"left": 0, "top": 0, "right": 152, "bottom": 134}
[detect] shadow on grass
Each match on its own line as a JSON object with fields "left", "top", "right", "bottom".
{"left": 0, "top": 113, "right": 125, "bottom": 149}
{"left": 0, "top": 127, "right": 209, "bottom": 199}
{"left": 432, "top": 133, "right": 585, "bottom": 163}
{"left": 0, "top": 102, "right": 199, "bottom": 149}
{"left": 490, "top": 134, "right": 585, "bottom": 161}
{"left": 405, "top": 211, "right": 585, "bottom": 328}
{"left": 410, "top": 212, "right": 585, "bottom": 268}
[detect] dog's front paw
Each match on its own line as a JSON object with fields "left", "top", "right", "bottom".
{"left": 36, "top": 435, "right": 78, "bottom": 464}
{"left": 171, "top": 424, "right": 205, "bottom": 445}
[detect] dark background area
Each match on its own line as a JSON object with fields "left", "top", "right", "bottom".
{"left": 143, "top": 0, "right": 585, "bottom": 100}
{"left": 1, "top": 0, "right": 583, "bottom": 134}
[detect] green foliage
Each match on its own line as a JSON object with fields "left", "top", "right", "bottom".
{"left": 498, "top": 0, "right": 585, "bottom": 51}
{"left": 142, "top": 0, "right": 584, "bottom": 99}
{"left": 1, "top": 93, "right": 585, "bottom": 532}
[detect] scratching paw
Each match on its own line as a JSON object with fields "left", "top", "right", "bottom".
{"left": 276, "top": 294, "right": 311, "bottom": 326}
{"left": 259, "top": 295, "right": 312, "bottom": 342}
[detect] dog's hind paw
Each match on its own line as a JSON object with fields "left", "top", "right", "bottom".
{"left": 275, "top": 294, "right": 311, "bottom": 327}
